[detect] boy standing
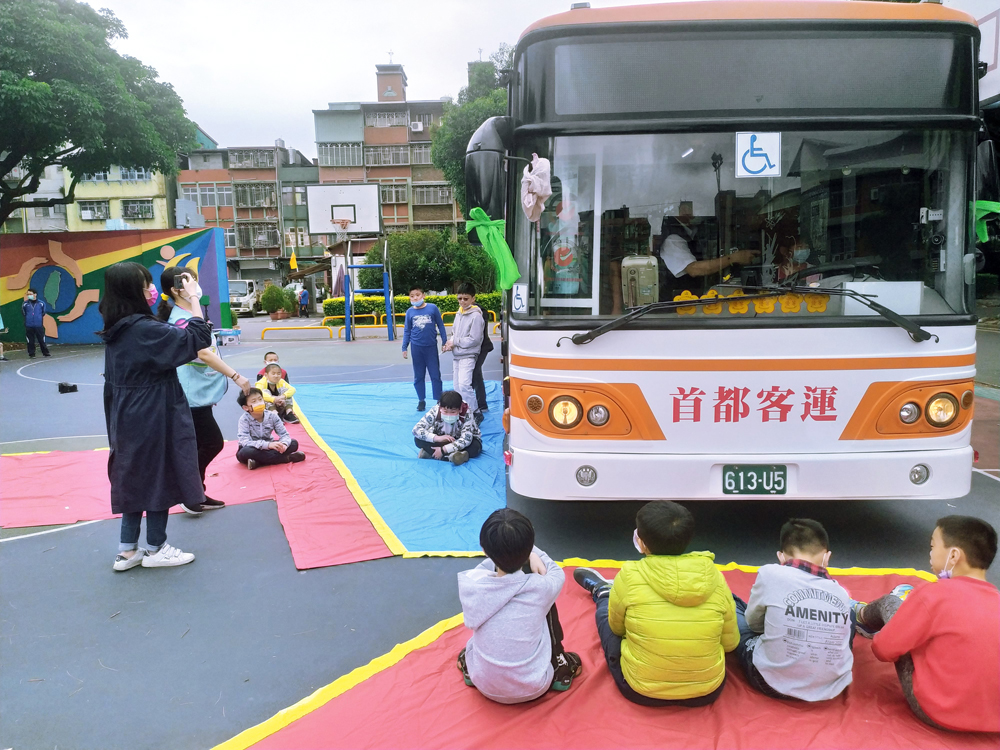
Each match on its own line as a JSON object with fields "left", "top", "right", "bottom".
{"left": 255, "top": 363, "right": 298, "bottom": 423}
{"left": 575, "top": 501, "right": 738, "bottom": 706}
{"left": 735, "top": 519, "right": 855, "bottom": 701}
{"left": 860, "top": 516, "right": 999, "bottom": 733}
{"left": 402, "top": 287, "right": 448, "bottom": 411}
{"left": 443, "top": 283, "right": 484, "bottom": 417}
{"left": 412, "top": 390, "right": 481, "bottom": 466}
{"left": 458, "top": 509, "right": 582, "bottom": 703}
{"left": 257, "top": 352, "right": 290, "bottom": 382}
{"left": 236, "top": 388, "right": 306, "bottom": 469}
{"left": 22, "top": 288, "right": 50, "bottom": 358}
{"left": 471, "top": 302, "right": 495, "bottom": 417}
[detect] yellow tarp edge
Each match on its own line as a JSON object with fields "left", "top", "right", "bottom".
{"left": 293, "top": 404, "right": 407, "bottom": 556}
{"left": 560, "top": 558, "right": 937, "bottom": 582}
{"left": 403, "top": 550, "right": 485, "bottom": 559}
{"left": 212, "top": 613, "right": 465, "bottom": 750}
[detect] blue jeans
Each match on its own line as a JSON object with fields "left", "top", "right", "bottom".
{"left": 119, "top": 510, "right": 168, "bottom": 553}
{"left": 410, "top": 344, "right": 442, "bottom": 402}
{"left": 595, "top": 596, "right": 725, "bottom": 707}
{"left": 732, "top": 594, "right": 857, "bottom": 699}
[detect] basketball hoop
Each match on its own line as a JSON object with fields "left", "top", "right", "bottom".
{"left": 332, "top": 218, "right": 351, "bottom": 247}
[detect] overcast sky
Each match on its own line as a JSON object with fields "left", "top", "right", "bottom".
{"left": 88, "top": 0, "right": 652, "bottom": 160}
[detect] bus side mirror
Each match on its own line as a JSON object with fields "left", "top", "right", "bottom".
{"left": 465, "top": 116, "right": 513, "bottom": 245}
{"left": 977, "top": 140, "right": 1000, "bottom": 204}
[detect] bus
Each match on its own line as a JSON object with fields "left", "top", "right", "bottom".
{"left": 466, "top": 0, "right": 990, "bottom": 502}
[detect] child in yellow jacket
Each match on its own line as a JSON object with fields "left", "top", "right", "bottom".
{"left": 255, "top": 363, "right": 298, "bottom": 423}
{"left": 575, "top": 501, "right": 738, "bottom": 706}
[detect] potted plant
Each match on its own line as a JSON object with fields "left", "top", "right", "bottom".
{"left": 261, "top": 284, "right": 289, "bottom": 320}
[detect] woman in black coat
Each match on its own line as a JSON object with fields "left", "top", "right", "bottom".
{"left": 100, "top": 262, "right": 212, "bottom": 571}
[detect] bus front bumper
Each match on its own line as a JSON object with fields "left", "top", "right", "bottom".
{"left": 508, "top": 446, "right": 973, "bottom": 501}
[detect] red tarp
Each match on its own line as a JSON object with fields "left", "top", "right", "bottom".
{"left": 250, "top": 569, "right": 997, "bottom": 750}
{"left": 0, "top": 426, "right": 393, "bottom": 568}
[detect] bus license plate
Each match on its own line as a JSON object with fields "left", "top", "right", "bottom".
{"left": 723, "top": 465, "right": 786, "bottom": 495}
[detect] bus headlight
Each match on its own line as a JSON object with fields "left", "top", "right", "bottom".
{"left": 898, "top": 402, "right": 921, "bottom": 424}
{"left": 587, "top": 404, "right": 610, "bottom": 426}
{"left": 549, "top": 396, "right": 583, "bottom": 429}
{"left": 925, "top": 394, "right": 958, "bottom": 427}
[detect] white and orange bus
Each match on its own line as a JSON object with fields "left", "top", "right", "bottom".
{"left": 466, "top": 1, "right": 989, "bottom": 501}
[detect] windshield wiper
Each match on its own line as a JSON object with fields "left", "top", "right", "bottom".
{"left": 560, "top": 283, "right": 938, "bottom": 347}
{"left": 726, "top": 284, "right": 939, "bottom": 343}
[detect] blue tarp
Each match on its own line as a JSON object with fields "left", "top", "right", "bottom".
{"left": 294, "top": 382, "right": 506, "bottom": 553}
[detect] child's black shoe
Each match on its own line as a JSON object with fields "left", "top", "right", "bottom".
{"left": 457, "top": 648, "right": 474, "bottom": 687}
{"left": 574, "top": 567, "right": 612, "bottom": 601}
{"left": 417, "top": 401, "right": 426, "bottom": 411}
{"left": 551, "top": 651, "right": 583, "bottom": 692}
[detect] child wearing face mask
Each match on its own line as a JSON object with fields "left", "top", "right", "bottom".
{"left": 732, "top": 519, "right": 858, "bottom": 702}
{"left": 573, "top": 501, "right": 738, "bottom": 707}
{"left": 235, "top": 388, "right": 305, "bottom": 470}
{"left": 857, "top": 516, "right": 999, "bottom": 733}
{"left": 401, "top": 287, "right": 447, "bottom": 412}
{"left": 411, "top": 389, "right": 481, "bottom": 466}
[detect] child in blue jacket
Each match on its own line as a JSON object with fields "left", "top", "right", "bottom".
{"left": 401, "top": 287, "right": 448, "bottom": 411}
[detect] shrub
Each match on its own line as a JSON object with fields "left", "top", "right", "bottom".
{"left": 977, "top": 273, "right": 999, "bottom": 298}
{"left": 260, "top": 284, "right": 286, "bottom": 314}
{"left": 282, "top": 287, "right": 298, "bottom": 313}
{"left": 323, "top": 291, "right": 502, "bottom": 323}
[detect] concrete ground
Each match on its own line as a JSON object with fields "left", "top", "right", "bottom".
{"left": 1, "top": 311, "right": 997, "bottom": 749}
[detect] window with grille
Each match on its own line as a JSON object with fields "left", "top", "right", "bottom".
{"left": 318, "top": 143, "right": 363, "bottom": 167}
{"left": 237, "top": 222, "right": 280, "bottom": 248}
{"left": 229, "top": 149, "right": 276, "bottom": 168}
{"left": 200, "top": 185, "right": 216, "bottom": 207}
{"left": 78, "top": 200, "right": 110, "bottom": 220}
{"left": 379, "top": 183, "right": 408, "bottom": 204}
{"left": 224, "top": 227, "right": 236, "bottom": 248}
{"left": 34, "top": 207, "right": 50, "bottom": 217}
{"left": 284, "top": 228, "right": 298, "bottom": 247}
{"left": 365, "top": 146, "right": 409, "bottom": 166}
{"left": 416, "top": 113, "right": 433, "bottom": 128}
{"left": 411, "top": 145, "right": 432, "bottom": 164}
{"left": 182, "top": 185, "right": 199, "bottom": 204}
{"left": 120, "top": 167, "right": 150, "bottom": 181}
{"left": 82, "top": 172, "right": 108, "bottom": 182}
{"left": 53, "top": 203, "right": 66, "bottom": 215}
{"left": 297, "top": 227, "right": 308, "bottom": 246}
{"left": 217, "top": 184, "right": 233, "bottom": 207}
{"left": 384, "top": 224, "right": 410, "bottom": 234}
{"left": 364, "top": 111, "right": 409, "bottom": 128}
{"left": 412, "top": 185, "right": 452, "bottom": 205}
{"left": 122, "top": 199, "right": 154, "bottom": 219}
{"left": 234, "top": 182, "right": 277, "bottom": 208}
{"left": 417, "top": 223, "right": 454, "bottom": 233}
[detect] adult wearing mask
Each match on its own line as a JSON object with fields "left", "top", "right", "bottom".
{"left": 158, "top": 266, "right": 252, "bottom": 514}
{"left": 22, "top": 288, "right": 50, "bottom": 358}
{"left": 100, "top": 262, "right": 211, "bottom": 570}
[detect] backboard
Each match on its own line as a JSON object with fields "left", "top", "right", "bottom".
{"left": 306, "top": 184, "right": 382, "bottom": 236}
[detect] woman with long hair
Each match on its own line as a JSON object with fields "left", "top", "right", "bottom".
{"left": 157, "top": 265, "right": 251, "bottom": 513}
{"left": 100, "top": 261, "right": 211, "bottom": 570}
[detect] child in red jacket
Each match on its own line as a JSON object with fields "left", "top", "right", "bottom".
{"left": 856, "top": 515, "right": 999, "bottom": 733}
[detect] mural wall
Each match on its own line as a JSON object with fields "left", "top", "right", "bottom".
{"left": 0, "top": 228, "right": 229, "bottom": 345}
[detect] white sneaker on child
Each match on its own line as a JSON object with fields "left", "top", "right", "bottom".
{"left": 141, "top": 543, "right": 195, "bottom": 568}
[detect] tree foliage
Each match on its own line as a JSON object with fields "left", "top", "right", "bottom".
{"left": 431, "top": 43, "right": 512, "bottom": 218}
{"left": 359, "top": 230, "right": 496, "bottom": 293}
{"left": 0, "top": 0, "right": 197, "bottom": 223}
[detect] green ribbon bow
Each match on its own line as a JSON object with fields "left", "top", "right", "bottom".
{"left": 466, "top": 207, "right": 521, "bottom": 290}
{"left": 974, "top": 200, "right": 1000, "bottom": 243}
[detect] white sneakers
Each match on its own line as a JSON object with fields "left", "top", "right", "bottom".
{"left": 142, "top": 543, "right": 195, "bottom": 567}
{"left": 113, "top": 549, "right": 146, "bottom": 571}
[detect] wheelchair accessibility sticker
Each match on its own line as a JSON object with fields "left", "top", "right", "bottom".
{"left": 736, "top": 132, "right": 781, "bottom": 178}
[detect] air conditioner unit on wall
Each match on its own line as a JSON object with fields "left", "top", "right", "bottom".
{"left": 410, "top": 122, "right": 423, "bottom": 132}
{"left": 81, "top": 210, "right": 93, "bottom": 220}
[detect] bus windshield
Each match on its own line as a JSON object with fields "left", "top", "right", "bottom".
{"left": 512, "top": 130, "right": 972, "bottom": 320}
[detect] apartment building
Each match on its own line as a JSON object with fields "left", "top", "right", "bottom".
{"left": 63, "top": 166, "right": 174, "bottom": 232}
{"left": 1, "top": 164, "right": 69, "bottom": 234}
{"left": 313, "top": 64, "right": 460, "bottom": 252}
{"left": 177, "top": 142, "right": 317, "bottom": 284}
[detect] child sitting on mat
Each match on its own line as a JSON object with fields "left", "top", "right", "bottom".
{"left": 733, "top": 519, "right": 856, "bottom": 701}
{"left": 574, "top": 501, "right": 738, "bottom": 706}
{"left": 236, "top": 388, "right": 305, "bottom": 470}
{"left": 257, "top": 351, "right": 290, "bottom": 383}
{"left": 457, "top": 508, "right": 582, "bottom": 703}
{"left": 255, "top": 363, "right": 298, "bottom": 424}
{"left": 857, "top": 515, "right": 999, "bottom": 733}
{"left": 412, "top": 390, "right": 481, "bottom": 466}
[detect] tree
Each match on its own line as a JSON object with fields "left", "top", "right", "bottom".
{"left": 431, "top": 43, "right": 512, "bottom": 219}
{"left": 0, "top": 0, "right": 197, "bottom": 224}
{"left": 359, "top": 230, "right": 495, "bottom": 293}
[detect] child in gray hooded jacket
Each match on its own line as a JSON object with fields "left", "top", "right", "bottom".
{"left": 457, "top": 509, "right": 582, "bottom": 703}
{"left": 443, "top": 283, "right": 484, "bottom": 416}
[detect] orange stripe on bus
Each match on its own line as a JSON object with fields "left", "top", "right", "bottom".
{"left": 510, "top": 354, "right": 976, "bottom": 373}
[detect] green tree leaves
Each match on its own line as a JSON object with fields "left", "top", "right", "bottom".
{"left": 359, "top": 230, "right": 496, "bottom": 294}
{"left": 0, "top": 0, "right": 197, "bottom": 223}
